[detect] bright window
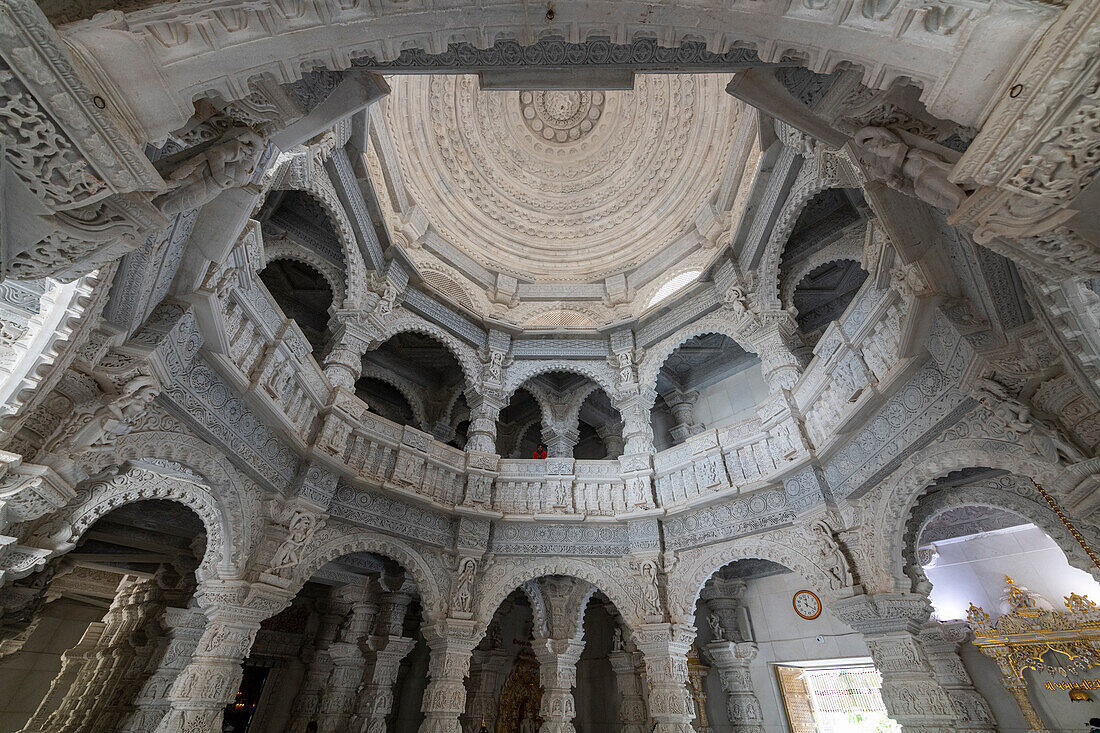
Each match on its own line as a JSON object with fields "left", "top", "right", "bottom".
{"left": 776, "top": 662, "right": 900, "bottom": 733}
{"left": 647, "top": 270, "right": 701, "bottom": 308}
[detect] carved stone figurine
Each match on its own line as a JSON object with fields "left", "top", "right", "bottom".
{"left": 154, "top": 128, "right": 265, "bottom": 217}
{"left": 707, "top": 612, "right": 725, "bottom": 642}
{"left": 612, "top": 626, "right": 624, "bottom": 651}
{"left": 640, "top": 561, "right": 662, "bottom": 618}
{"left": 853, "top": 126, "right": 967, "bottom": 211}
{"left": 451, "top": 557, "right": 477, "bottom": 615}
{"left": 45, "top": 374, "right": 161, "bottom": 454}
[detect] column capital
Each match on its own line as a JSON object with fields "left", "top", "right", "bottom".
{"left": 830, "top": 593, "right": 933, "bottom": 635}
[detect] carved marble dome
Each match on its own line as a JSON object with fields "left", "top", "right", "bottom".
{"left": 375, "top": 74, "right": 746, "bottom": 284}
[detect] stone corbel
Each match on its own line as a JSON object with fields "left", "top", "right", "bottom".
{"left": 0, "top": 455, "right": 75, "bottom": 533}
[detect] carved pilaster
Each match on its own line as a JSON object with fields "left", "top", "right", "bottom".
{"left": 918, "top": 621, "right": 995, "bottom": 730}
{"left": 832, "top": 594, "right": 959, "bottom": 733}
{"left": 663, "top": 389, "right": 703, "bottom": 445}
{"left": 418, "top": 619, "right": 479, "bottom": 733}
{"left": 703, "top": 642, "right": 764, "bottom": 733}
{"left": 286, "top": 605, "right": 344, "bottom": 731}
{"left": 608, "top": 647, "right": 648, "bottom": 733}
{"left": 532, "top": 638, "right": 585, "bottom": 733}
{"left": 634, "top": 623, "right": 697, "bottom": 733}
{"left": 463, "top": 647, "right": 512, "bottom": 733}
{"left": 318, "top": 583, "right": 379, "bottom": 733}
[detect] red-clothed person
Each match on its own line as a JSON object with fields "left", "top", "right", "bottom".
{"left": 532, "top": 443, "right": 547, "bottom": 459}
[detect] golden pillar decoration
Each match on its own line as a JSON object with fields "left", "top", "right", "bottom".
{"left": 495, "top": 647, "right": 543, "bottom": 733}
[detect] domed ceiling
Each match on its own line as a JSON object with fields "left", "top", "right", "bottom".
{"left": 370, "top": 73, "right": 751, "bottom": 302}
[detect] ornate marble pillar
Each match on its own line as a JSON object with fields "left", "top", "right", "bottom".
{"left": 635, "top": 623, "right": 697, "bottom": 733}
{"left": 318, "top": 582, "right": 379, "bottom": 733}
{"left": 918, "top": 621, "right": 996, "bottom": 730}
{"left": 120, "top": 606, "right": 206, "bottom": 733}
{"left": 323, "top": 311, "right": 380, "bottom": 390}
{"left": 20, "top": 622, "right": 105, "bottom": 733}
{"left": 743, "top": 315, "right": 802, "bottom": 393}
{"left": 663, "top": 389, "right": 703, "bottom": 445}
{"left": 542, "top": 422, "right": 581, "bottom": 459}
{"left": 153, "top": 581, "right": 291, "bottom": 733}
{"left": 833, "top": 594, "right": 959, "bottom": 733}
{"left": 462, "top": 644, "right": 512, "bottom": 733}
{"left": 608, "top": 645, "right": 648, "bottom": 733}
{"left": 419, "top": 619, "right": 479, "bottom": 733}
{"left": 354, "top": 583, "right": 417, "bottom": 733}
{"left": 532, "top": 638, "right": 585, "bottom": 733}
{"left": 464, "top": 392, "right": 504, "bottom": 456}
{"left": 703, "top": 641, "right": 764, "bottom": 733}
{"left": 286, "top": 602, "right": 344, "bottom": 731}
{"left": 596, "top": 422, "right": 625, "bottom": 459}
{"left": 32, "top": 574, "right": 170, "bottom": 733}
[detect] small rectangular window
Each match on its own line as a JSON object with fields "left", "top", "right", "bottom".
{"left": 775, "top": 661, "right": 900, "bottom": 733}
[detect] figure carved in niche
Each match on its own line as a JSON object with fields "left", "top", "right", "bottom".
{"left": 154, "top": 128, "right": 265, "bottom": 217}
{"left": 971, "top": 377, "right": 1087, "bottom": 464}
{"left": 640, "top": 561, "right": 662, "bottom": 618}
{"left": 270, "top": 511, "right": 320, "bottom": 571}
{"left": 451, "top": 557, "right": 477, "bottom": 615}
{"left": 44, "top": 374, "right": 161, "bottom": 454}
{"left": 612, "top": 626, "right": 624, "bottom": 651}
{"left": 853, "top": 126, "right": 967, "bottom": 211}
{"left": 811, "top": 517, "right": 853, "bottom": 589}
{"left": 708, "top": 612, "right": 726, "bottom": 641}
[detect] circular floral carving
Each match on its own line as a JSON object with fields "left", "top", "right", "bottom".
{"left": 520, "top": 90, "right": 604, "bottom": 142}
{"left": 381, "top": 74, "right": 744, "bottom": 282}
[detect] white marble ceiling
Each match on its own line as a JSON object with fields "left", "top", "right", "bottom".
{"left": 367, "top": 73, "right": 752, "bottom": 318}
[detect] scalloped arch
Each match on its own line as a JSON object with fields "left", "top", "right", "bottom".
{"left": 292, "top": 527, "right": 446, "bottom": 618}
{"left": 502, "top": 361, "right": 618, "bottom": 404}
{"left": 263, "top": 241, "right": 347, "bottom": 308}
{"left": 779, "top": 223, "right": 866, "bottom": 312}
{"left": 358, "top": 363, "right": 430, "bottom": 430}
{"left": 378, "top": 311, "right": 481, "bottom": 390}
{"left": 636, "top": 312, "right": 759, "bottom": 408}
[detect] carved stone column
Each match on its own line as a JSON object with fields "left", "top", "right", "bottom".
{"left": 542, "top": 421, "right": 581, "bottom": 459}
{"left": 703, "top": 642, "right": 764, "bottom": 733}
{"left": 419, "top": 619, "right": 479, "bottom": 733}
{"left": 20, "top": 622, "right": 105, "bottom": 733}
{"left": 286, "top": 602, "right": 344, "bottom": 731}
{"left": 743, "top": 316, "right": 802, "bottom": 393}
{"left": 596, "top": 422, "right": 625, "bottom": 459}
{"left": 465, "top": 392, "right": 504, "bottom": 456}
{"left": 32, "top": 574, "right": 170, "bottom": 733}
{"left": 323, "top": 311, "right": 380, "bottom": 390}
{"left": 608, "top": 646, "right": 648, "bottom": 733}
{"left": 918, "top": 621, "right": 996, "bottom": 730}
{"left": 354, "top": 583, "right": 417, "bottom": 733}
{"left": 153, "top": 581, "right": 291, "bottom": 733}
{"left": 635, "top": 623, "right": 697, "bottom": 733}
{"left": 532, "top": 638, "right": 585, "bottom": 733}
{"left": 318, "top": 582, "right": 379, "bottom": 733}
{"left": 462, "top": 645, "right": 512, "bottom": 733}
{"left": 120, "top": 606, "right": 206, "bottom": 733}
{"left": 833, "top": 594, "right": 959, "bottom": 733}
{"left": 663, "top": 389, "right": 703, "bottom": 445}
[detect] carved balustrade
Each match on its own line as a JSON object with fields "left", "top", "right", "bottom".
{"left": 493, "top": 458, "right": 628, "bottom": 517}
{"left": 217, "top": 284, "right": 327, "bottom": 441}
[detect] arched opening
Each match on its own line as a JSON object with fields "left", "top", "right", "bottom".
{"left": 903, "top": 468, "right": 1100, "bottom": 732}
{"left": 470, "top": 577, "right": 633, "bottom": 732}
{"left": 498, "top": 372, "right": 621, "bottom": 460}
{"left": 0, "top": 500, "right": 207, "bottom": 732}
{"left": 447, "top": 392, "right": 470, "bottom": 450}
{"left": 242, "top": 551, "right": 428, "bottom": 733}
{"left": 354, "top": 376, "right": 417, "bottom": 428}
{"left": 650, "top": 333, "right": 764, "bottom": 450}
{"left": 256, "top": 189, "right": 347, "bottom": 269}
{"left": 358, "top": 331, "right": 467, "bottom": 435}
{"left": 791, "top": 259, "right": 868, "bottom": 343}
{"left": 692, "top": 558, "right": 893, "bottom": 733}
{"left": 259, "top": 258, "right": 334, "bottom": 358}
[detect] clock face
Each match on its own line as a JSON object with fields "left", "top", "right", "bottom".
{"left": 793, "top": 590, "right": 822, "bottom": 620}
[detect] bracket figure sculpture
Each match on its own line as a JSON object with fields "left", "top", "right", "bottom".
{"left": 853, "top": 126, "right": 968, "bottom": 212}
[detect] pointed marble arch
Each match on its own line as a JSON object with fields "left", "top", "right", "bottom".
{"left": 290, "top": 523, "right": 446, "bottom": 620}
{"left": 853, "top": 432, "right": 1089, "bottom": 597}
{"left": 18, "top": 463, "right": 235, "bottom": 586}
{"left": 376, "top": 309, "right": 482, "bottom": 391}
{"left": 474, "top": 556, "right": 648, "bottom": 637}
{"left": 263, "top": 238, "right": 347, "bottom": 309}
{"left": 901, "top": 475, "right": 1100, "bottom": 594}
{"left": 779, "top": 221, "right": 866, "bottom": 313}
{"left": 261, "top": 151, "right": 369, "bottom": 309}
{"left": 664, "top": 525, "right": 857, "bottom": 625}
{"left": 635, "top": 310, "right": 760, "bottom": 409}
{"left": 754, "top": 151, "right": 862, "bottom": 313}
{"left": 501, "top": 361, "right": 619, "bottom": 405}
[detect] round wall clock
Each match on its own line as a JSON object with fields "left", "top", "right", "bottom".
{"left": 793, "top": 589, "right": 822, "bottom": 620}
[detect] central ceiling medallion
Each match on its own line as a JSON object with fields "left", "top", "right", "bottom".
{"left": 520, "top": 90, "right": 604, "bottom": 142}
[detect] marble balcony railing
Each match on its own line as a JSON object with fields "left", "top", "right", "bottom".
{"left": 217, "top": 277, "right": 912, "bottom": 521}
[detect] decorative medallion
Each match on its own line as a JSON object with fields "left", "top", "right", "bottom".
{"left": 794, "top": 589, "right": 822, "bottom": 620}
{"left": 520, "top": 90, "right": 604, "bottom": 142}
